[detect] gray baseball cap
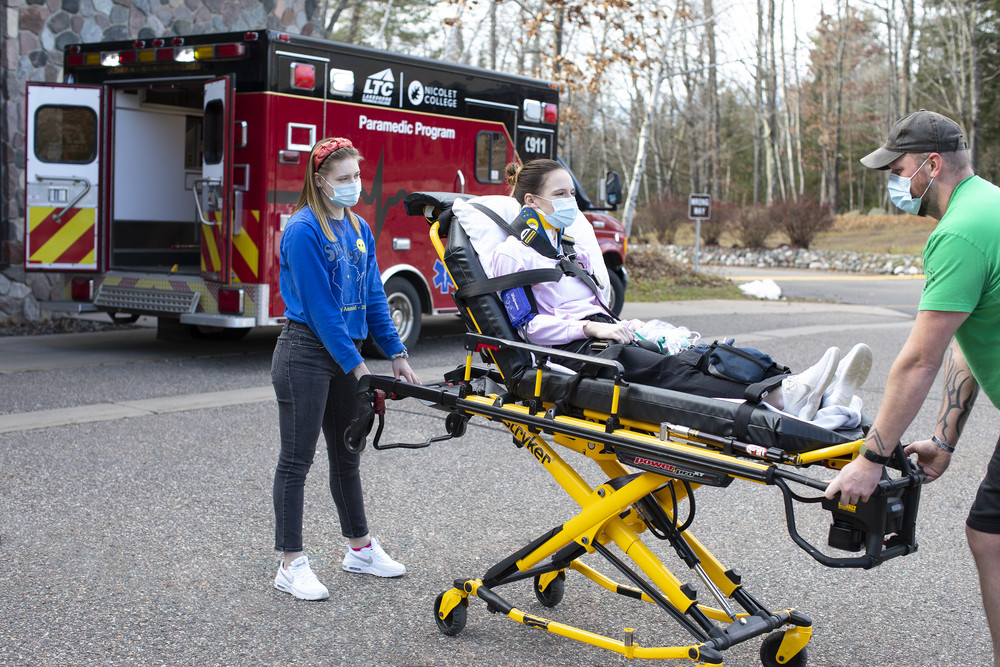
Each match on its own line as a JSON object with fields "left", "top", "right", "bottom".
{"left": 861, "top": 109, "right": 968, "bottom": 170}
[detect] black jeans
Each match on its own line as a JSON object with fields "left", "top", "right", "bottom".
{"left": 272, "top": 320, "right": 367, "bottom": 552}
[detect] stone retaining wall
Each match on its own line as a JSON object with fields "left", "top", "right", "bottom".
{"left": 1, "top": 0, "right": 320, "bottom": 323}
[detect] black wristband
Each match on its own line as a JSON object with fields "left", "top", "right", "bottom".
{"left": 860, "top": 445, "right": 891, "bottom": 465}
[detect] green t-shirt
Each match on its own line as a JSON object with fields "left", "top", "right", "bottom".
{"left": 919, "top": 174, "right": 1000, "bottom": 407}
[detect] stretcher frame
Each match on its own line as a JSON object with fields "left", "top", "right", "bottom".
{"left": 345, "top": 194, "right": 925, "bottom": 666}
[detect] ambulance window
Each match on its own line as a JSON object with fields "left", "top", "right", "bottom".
{"left": 34, "top": 105, "right": 97, "bottom": 164}
{"left": 203, "top": 99, "right": 224, "bottom": 165}
{"left": 185, "top": 116, "right": 203, "bottom": 169}
{"left": 475, "top": 132, "right": 507, "bottom": 183}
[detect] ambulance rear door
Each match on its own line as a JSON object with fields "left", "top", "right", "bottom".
{"left": 195, "top": 76, "right": 234, "bottom": 282}
{"left": 25, "top": 83, "right": 103, "bottom": 271}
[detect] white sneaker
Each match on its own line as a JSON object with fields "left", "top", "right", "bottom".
{"left": 821, "top": 343, "right": 873, "bottom": 408}
{"left": 781, "top": 347, "right": 840, "bottom": 421}
{"left": 274, "top": 555, "right": 330, "bottom": 601}
{"left": 342, "top": 536, "right": 406, "bottom": 577}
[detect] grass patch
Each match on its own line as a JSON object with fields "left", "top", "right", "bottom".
{"left": 668, "top": 212, "right": 935, "bottom": 255}
{"left": 625, "top": 245, "right": 744, "bottom": 302}
{"left": 811, "top": 213, "right": 935, "bottom": 255}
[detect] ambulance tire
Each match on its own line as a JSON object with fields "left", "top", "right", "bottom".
{"left": 608, "top": 270, "right": 626, "bottom": 316}
{"left": 194, "top": 326, "right": 251, "bottom": 341}
{"left": 362, "top": 277, "right": 422, "bottom": 358}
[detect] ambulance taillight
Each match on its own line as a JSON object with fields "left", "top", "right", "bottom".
{"left": 544, "top": 103, "right": 558, "bottom": 125}
{"left": 71, "top": 278, "right": 94, "bottom": 302}
{"left": 218, "top": 288, "right": 244, "bottom": 315}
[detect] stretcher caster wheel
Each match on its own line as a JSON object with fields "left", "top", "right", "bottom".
{"left": 434, "top": 591, "right": 468, "bottom": 636}
{"left": 533, "top": 571, "right": 566, "bottom": 608}
{"left": 445, "top": 412, "right": 467, "bottom": 438}
{"left": 760, "top": 632, "right": 807, "bottom": 667}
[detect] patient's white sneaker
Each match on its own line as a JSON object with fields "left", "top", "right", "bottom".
{"left": 821, "top": 343, "right": 873, "bottom": 408}
{"left": 781, "top": 347, "right": 840, "bottom": 421}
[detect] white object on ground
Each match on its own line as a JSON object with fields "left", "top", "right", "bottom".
{"left": 738, "top": 278, "right": 782, "bottom": 300}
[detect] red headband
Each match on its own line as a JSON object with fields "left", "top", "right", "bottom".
{"left": 313, "top": 137, "right": 354, "bottom": 171}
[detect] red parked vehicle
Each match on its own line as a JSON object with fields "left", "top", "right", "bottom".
{"left": 25, "top": 29, "right": 627, "bottom": 347}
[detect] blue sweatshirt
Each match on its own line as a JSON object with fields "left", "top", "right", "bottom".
{"left": 279, "top": 206, "right": 404, "bottom": 371}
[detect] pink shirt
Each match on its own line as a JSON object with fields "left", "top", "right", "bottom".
{"left": 488, "top": 232, "right": 605, "bottom": 346}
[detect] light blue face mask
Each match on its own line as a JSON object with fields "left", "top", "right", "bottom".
{"left": 887, "top": 157, "right": 932, "bottom": 215}
{"left": 322, "top": 177, "right": 361, "bottom": 208}
{"left": 533, "top": 194, "right": 579, "bottom": 229}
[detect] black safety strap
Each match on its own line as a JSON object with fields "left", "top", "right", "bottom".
{"left": 453, "top": 268, "right": 563, "bottom": 300}
{"left": 468, "top": 202, "right": 617, "bottom": 319}
{"left": 732, "top": 374, "right": 788, "bottom": 441}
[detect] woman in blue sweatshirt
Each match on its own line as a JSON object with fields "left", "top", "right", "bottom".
{"left": 271, "top": 137, "right": 420, "bottom": 600}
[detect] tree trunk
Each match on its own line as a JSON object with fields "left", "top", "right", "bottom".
{"left": 704, "top": 0, "right": 721, "bottom": 199}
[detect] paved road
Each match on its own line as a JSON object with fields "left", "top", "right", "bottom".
{"left": 706, "top": 266, "right": 926, "bottom": 316}
{"left": 1, "top": 297, "right": 995, "bottom": 666}
{"left": 703, "top": 266, "right": 924, "bottom": 316}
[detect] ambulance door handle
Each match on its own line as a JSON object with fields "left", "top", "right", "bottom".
{"left": 36, "top": 175, "right": 91, "bottom": 222}
{"left": 455, "top": 169, "right": 466, "bottom": 194}
{"left": 235, "top": 121, "right": 248, "bottom": 149}
{"left": 192, "top": 178, "right": 221, "bottom": 226}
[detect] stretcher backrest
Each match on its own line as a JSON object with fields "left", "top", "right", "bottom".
{"left": 443, "top": 204, "right": 535, "bottom": 380}
{"left": 402, "top": 192, "right": 533, "bottom": 381}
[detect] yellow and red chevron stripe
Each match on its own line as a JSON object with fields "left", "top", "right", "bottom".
{"left": 232, "top": 210, "right": 260, "bottom": 283}
{"left": 27, "top": 206, "right": 97, "bottom": 267}
{"left": 200, "top": 209, "right": 261, "bottom": 283}
{"left": 200, "top": 212, "right": 223, "bottom": 278}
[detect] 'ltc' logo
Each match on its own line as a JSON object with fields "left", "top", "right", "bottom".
{"left": 362, "top": 68, "right": 395, "bottom": 106}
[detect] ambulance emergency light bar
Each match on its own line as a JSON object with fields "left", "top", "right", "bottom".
{"left": 65, "top": 36, "right": 253, "bottom": 68}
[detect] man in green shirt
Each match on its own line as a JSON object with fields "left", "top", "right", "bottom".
{"left": 827, "top": 109, "right": 1000, "bottom": 665}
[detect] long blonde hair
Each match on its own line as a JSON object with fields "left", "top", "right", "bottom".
{"left": 295, "top": 137, "right": 363, "bottom": 240}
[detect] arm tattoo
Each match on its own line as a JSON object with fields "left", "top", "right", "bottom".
{"left": 867, "top": 427, "right": 890, "bottom": 457}
{"left": 936, "top": 345, "right": 980, "bottom": 444}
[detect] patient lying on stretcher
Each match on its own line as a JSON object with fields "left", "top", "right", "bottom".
{"left": 462, "top": 158, "right": 871, "bottom": 424}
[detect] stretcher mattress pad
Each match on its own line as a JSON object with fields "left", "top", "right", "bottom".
{"left": 511, "top": 369, "right": 867, "bottom": 452}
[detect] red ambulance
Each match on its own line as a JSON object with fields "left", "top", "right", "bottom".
{"left": 25, "top": 29, "right": 627, "bottom": 347}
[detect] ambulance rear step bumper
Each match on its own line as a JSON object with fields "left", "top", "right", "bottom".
{"left": 94, "top": 284, "right": 199, "bottom": 314}
{"left": 39, "top": 300, "right": 99, "bottom": 313}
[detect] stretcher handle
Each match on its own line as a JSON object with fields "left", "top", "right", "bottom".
{"left": 773, "top": 442, "right": 925, "bottom": 569}
{"left": 345, "top": 375, "right": 468, "bottom": 453}
{"left": 774, "top": 441, "right": 925, "bottom": 498}
{"left": 463, "top": 333, "right": 627, "bottom": 385}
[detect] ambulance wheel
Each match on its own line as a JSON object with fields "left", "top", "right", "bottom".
{"left": 607, "top": 270, "right": 626, "bottom": 316}
{"left": 192, "top": 325, "right": 251, "bottom": 341}
{"left": 384, "top": 277, "right": 422, "bottom": 351}
{"left": 433, "top": 591, "right": 468, "bottom": 636}
{"left": 760, "top": 632, "right": 807, "bottom": 667}
{"left": 533, "top": 571, "right": 566, "bottom": 608}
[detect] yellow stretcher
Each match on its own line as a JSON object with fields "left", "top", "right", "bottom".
{"left": 344, "top": 193, "right": 925, "bottom": 666}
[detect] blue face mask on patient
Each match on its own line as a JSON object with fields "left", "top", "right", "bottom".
{"left": 532, "top": 195, "right": 579, "bottom": 229}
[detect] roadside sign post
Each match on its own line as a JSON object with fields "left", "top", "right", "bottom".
{"left": 688, "top": 193, "right": 711, "bottom": 272}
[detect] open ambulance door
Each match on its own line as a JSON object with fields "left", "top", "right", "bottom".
{"left": 195, "top": 76, "right": 234, "bottom": 283}
{"left": 25, "top": 83, "right": 103, "bottom": 271}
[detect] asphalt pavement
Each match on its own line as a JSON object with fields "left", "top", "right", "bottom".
{"left": 0, "top": 292, "right": 996, "bottom": 666}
